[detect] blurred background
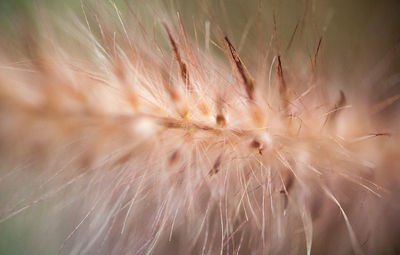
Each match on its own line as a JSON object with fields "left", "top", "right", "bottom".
{"left": 1, "top": 0, "right": 399, "bottom": 73}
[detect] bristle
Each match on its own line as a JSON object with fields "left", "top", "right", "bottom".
{"left": 224, "top": 36, "right": 255, "bottom": 100}
{"left": 164, "top": 24, "right": 191, "bottom": 90}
